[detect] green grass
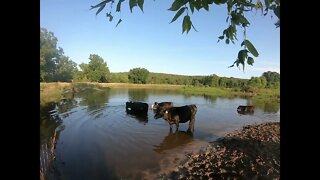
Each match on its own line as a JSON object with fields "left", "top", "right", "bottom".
{"left": 40, "top": 82, "right": 109, "bottom": 105}
{"left": 180, "top": 86, "right": 230, "bottom": 97}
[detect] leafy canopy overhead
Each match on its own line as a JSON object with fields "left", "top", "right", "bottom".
{"left": 90, "top": 0, "right": 280, "bottom": 70}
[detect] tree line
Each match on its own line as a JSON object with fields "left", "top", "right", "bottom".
{"left": 40, "top": 27, "right": 279, "bottom": 91}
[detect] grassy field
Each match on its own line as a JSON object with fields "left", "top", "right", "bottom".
{"left": 40, "top": 82, "right": 280, "bottom": 103}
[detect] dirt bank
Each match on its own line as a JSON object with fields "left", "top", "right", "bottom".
{"left": 161, "top": 122, "right": 280, "bottom": 179}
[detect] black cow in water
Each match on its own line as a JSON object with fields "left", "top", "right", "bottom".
{"left": 237, "top": 105, "right": 255, "bottom": 115}
{"left": 155, "top": 104, "right": 197, "bottom": 131}
{"left": 126, "top": 101, "right": 148, "bottom": 116}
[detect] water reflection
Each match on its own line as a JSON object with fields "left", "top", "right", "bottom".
{"left": 40, "top": 101, "right": 65, "bottom": 180}
{"left": 77, "top": 89, "right": 110, "bottom": 119}
{"left": 252, "top": 99, "right": 280, "bottom": 113}
{"left": 40, "top": 102, "right": 63, "bottom": 145}
{"left": 202, "top": 94, "right": 218, "bottom": 104}
{"left": 153, "top": 129, "right": 194, "bottom": 154}
{"left": 55, "top": 98, "right": 78, "bottom": 119}
{"left": 128, "top": 89, "right": 148, "bottom": 102}
{"left": 126, "top": 113, "right": 148, "bottom": 124}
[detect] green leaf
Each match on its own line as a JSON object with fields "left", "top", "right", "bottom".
{"left": 273, "top": 6, "right": 280, "bottom": 19}
{"left": 96, "top": 4, "right": 106, "bottom": 15}
{"left": 239, "top": 14, "right": 250, "bottom": 27}
{"left": 182, "top": 15, "right": 191, "bottom": 34}
{"left": 116, "top": 0, "right": 125, "bottom": 12}
{"left": 193, "top": 0, "right": 202, "bottom": 11}
{"left": 247, "top": 57, "right": 254, "bottom": 65}
{"left": 129, "top": 0, "right": 137, "bottom": 13}
{"left": 226, "top": 39, "right": 229, "bottom": 44}
{"left": 212, "top": 0, "right": 228, "bottom": 5}
{"left": 106, "top": 13, "right": 113, "bottom": 22}
{"left": 238, "top": 50, "right": 247, "bottom": 65}
{"left": 168, "top": 0, "right": 188, "bottom": 11}
{"left": 218, "top": 36, "right": 224, "bottom": 40}
{"left": 255, "top": 0, "right": 264, "bottom": 12}
{"left": 138, "top": 0, "right": 144, "bottom": 12}
{"left": 90, "top": 0, "right": 112, "bottom": 10}
{"left": 170, "top": 7, "right": 186, "bottom": 23}
{"left": 116, "top": 19, "right": 122, "bottom": 27}
{"left": 264, "top": 0, "right": 270, "bottom": 8}
{"left": 202, "top": 0, "right": 209, "bottom": 11}
{"left": 237, "top": 0, "right": 255, "bottom": 7}
{"left": 242, "top": 40, "right": 259, "bottom": 57}
{"left": 189, "top": 1, "right": 195, "bottom": 13}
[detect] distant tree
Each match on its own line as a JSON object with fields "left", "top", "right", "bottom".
{"left": 53, "top": 56, "right": 78, "bottom": 82}
{"left": 210, "top": 74, "right": 220, "bottom": 87}
{"left": 90, "top": 0, "right": 280, "bottom": 70}
{"left": 109, "top": 72, "right": 129, "bottom": 83}
{"left": 262, "top": 71, "right": 280, "bottom": 87}
{"left": 248, "top": 76, "right": 267, "bottom": 89}
{"left": 218, "top": 77, "right": 228, "bottom": 87}
{"left": 128, "top": 67, "right": 149, "bottom": 84}
{"left": 259, "top": 76, "right": 267, "bottom": 88}
{"left": 78, "top": 54, "right": 110, "bottom": 82}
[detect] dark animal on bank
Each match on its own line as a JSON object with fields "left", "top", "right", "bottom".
{"left": 125, "top": 101, "right": 148, "bottom": 116}
{"left": 237, "top": 105, "right": 255, "bottom": 115}
{"left": 155, "top": 104, "right": 197, "bottom": 131}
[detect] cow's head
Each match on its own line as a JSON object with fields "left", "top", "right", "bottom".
{"left": 154, "top": 107, "right": 167, "bottom": 119}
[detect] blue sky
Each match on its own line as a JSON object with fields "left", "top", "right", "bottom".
{"left": 40, "top": 0, "right": 279, "bottom": 79}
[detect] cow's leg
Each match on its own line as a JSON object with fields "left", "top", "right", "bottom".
{"left": 174, "top": 116, "right": 179, "bottom": 130}
{"left": 188, "top": 116, "right": 195, "bottom": 132}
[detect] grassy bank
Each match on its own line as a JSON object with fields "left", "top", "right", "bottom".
{"left": 40, "top": 82, "right": 280, "bottom": 103}
{"left": 181, "top": 86, "right": 280, "bottom": 102}
{"left": 40, "top": 82, "right": 108, "bottom": 104}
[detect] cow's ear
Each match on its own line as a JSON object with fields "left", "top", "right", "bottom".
{"left": 165, "top": 110, "right": 168, "bottom": 114}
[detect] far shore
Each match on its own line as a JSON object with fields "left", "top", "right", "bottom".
{"left": 40, "top": 82, "right": 280, "bottom": 104}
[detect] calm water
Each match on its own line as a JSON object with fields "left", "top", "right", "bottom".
{"left": 40, "top": 88, "right": 280, "bottom": 179}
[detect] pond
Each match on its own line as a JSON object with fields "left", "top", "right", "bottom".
{"left": 40, "top": 88, "right": 280, "bottom": 179}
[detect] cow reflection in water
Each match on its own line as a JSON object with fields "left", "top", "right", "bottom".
{"left": 153, "top": 129, "right": 193, "bottom": 154}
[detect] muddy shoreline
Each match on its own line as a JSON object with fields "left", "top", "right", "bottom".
{"left": 160, "top": 122, "right": 280, "bottom": 179}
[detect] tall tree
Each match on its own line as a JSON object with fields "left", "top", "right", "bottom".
{"left": 128, "top": 67, "right": 149, "bottom": 84}
{"left": 40, "top": 28, "right": 59, "bottom": 82}
{"left": 40, "top": 27, "right": 78, "bottom": 82}
{"left": 262, "top": 71, "right": 280, "bottom": 87}
{"left": 53, "top": 56, "right": 78, "bottom": 82}
{"left": 77, "top": 54, "right": 110, "bottom": 82}
{"left": 90, "top": 0, "right": 280, "bottom": 70}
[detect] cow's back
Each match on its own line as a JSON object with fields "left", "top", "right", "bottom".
{"left": 126, "top": 101, "right": 148, "bottom": 115}
{"left": 168, "top": 105, "right": 197, "bottom": 123}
